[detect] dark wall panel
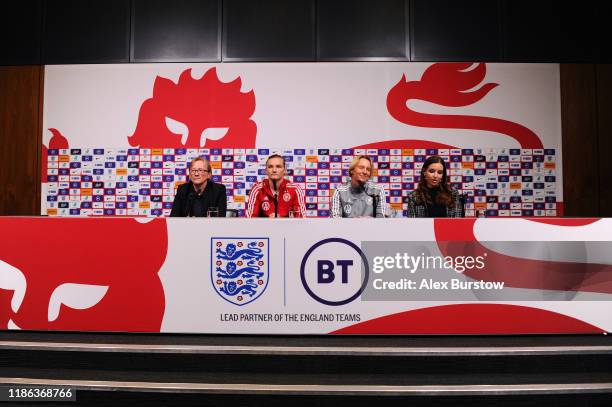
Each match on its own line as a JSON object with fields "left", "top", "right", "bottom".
{"left": 317, "top": 0, "right": 408, "bottom": 60}
{"left": 223, "top": 0, "right": 315, "bottom": 61}
{"left": 503, "top": 1, "right": 601, "bottom": 62}
{"left": 0, "top": 1, "right": 43, "bottom": 65}
{"left": 43, "top": 0, "right": 130, "bottom": 64}
{"left": 0, "top": 66, "right": 43, "bottom": 215}
{"left": 502, "top": 0, "right": 562, "bottom": 62}
{"left": 596, "top": 64, "right": 612, "bottom": 216}
{"left": 132, "top": 0, "right": 220, "bottom": 62}
{"left": 2, "top": 0, "right": 607, "bottom": 64}
{"left": 560, "top": 64, "right": 598, "bottom": 217}
{"left": 411, "top": 0, "right": 501, "bottom": 61}
{"left": 553, "top": 6, "right": 600, "bottom": 63}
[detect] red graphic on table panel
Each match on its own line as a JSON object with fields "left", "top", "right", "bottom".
{"left": 128, "top": 67, "right": 256, "bottom": 148}
{"left": 332, "top": 303, "right": 603, "bottom": 334}
{"left": 433, "top": 218, "right": 612, "bottom": 295}
{"left": 0, "top": 218, "right": 168, "bottom": 332}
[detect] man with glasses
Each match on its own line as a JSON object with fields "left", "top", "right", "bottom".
{"left": 246, "top": 154, "right": 306, "bottom": 218}
{"left": 170, "top": 157, "right": 227, "bottom": 217}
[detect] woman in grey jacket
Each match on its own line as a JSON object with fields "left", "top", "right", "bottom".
{"left": 331, "top": 155, "right": 388, "bottom": 218}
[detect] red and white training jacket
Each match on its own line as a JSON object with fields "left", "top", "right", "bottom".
{"left": 246, "top": 179, "right": 306, "bottom": 218}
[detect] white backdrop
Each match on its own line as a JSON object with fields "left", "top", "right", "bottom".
{"left": 43, "top": 63, "right": 561, "bottom": 149}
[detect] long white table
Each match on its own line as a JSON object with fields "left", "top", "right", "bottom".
{"left": 1, "top": 217, "right": 611, "bottom": 334}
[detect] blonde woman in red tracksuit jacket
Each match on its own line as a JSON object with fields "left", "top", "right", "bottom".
{"left": 246, "top": 154, "right": 306, "bottom": 218}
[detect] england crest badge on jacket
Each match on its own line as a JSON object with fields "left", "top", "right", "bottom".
{"left": 211, "top": 237, "right": 269, "bottom": 305}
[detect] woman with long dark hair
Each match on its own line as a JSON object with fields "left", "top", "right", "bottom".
{"left": 406, "top": 155, "right": 463, "bottom": 218}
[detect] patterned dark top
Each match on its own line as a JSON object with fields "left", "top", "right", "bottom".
{"left": 405, "top": 188, "right": 464, "bottom": 218}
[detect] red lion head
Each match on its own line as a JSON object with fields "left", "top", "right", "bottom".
{"left": 129, "top": 67, "right": 256, "bottom": 148}
{"left": 0, "top": 218, "right": 168, "bottom": 332}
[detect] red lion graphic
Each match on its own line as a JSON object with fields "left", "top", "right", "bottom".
{"left": 128, "top": 67, "right": 256, "bottom": 148}
{"left": 0, "top": 218, "right": 168, "bottom": 332}
{"left": 359, "top": 62, "right": 543, "bottom": 150}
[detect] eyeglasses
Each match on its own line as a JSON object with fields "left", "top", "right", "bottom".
{"left": 190, "top": 169, "right": 209, "bottom": 173}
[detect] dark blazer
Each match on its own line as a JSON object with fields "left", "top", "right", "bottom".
{"left": 406, "top": 188, "right": 464, "bottom": 218}
{"left": 170, "top": 180, "right": 227, "bottom": 217}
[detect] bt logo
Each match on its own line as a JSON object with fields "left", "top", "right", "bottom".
{"left": 317, "top": 259, "right": 353, "bottom": 284}
{"left": 300, "top": 238, "right": 369, "bottom": 306}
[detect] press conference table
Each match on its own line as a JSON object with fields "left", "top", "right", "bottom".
{"left": 0, "top": 216, "right": 610, "bottom": 335}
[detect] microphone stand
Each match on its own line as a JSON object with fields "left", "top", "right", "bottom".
{"left": 186, "top": 191, "right": 195, "bottom": 217}
{"left": 271, "top": 179, "right": 279, "bottom": 218}
{"left": 274, "top": 192, "right": 278, "bottom": 218}
{"left": 187, "top": 182, "right": 204, "bottom": 217}
{"left": 363, "top": 182, "right": 379, "bottom": 218}
{"left": 369, "top": 192, "right": 379, "bottom": 218}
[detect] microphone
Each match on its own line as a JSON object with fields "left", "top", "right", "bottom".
{"left": 356, "top": 180, "right": 366, "bottom": 192}
{"left": 365, "top": 184, "right": 380, "bottom": 218}
{"left": 273, "top": 192, "right": 278, "bottom": 218}
{"left": 186, "top": 190, "right": 196, "bottom": 217}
